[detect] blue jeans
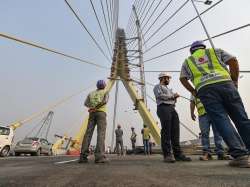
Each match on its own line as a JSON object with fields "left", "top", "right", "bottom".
{"left": 198, "top": 81, "right": 250, "bottom": 158}
{"left": 143, "top": 139, "right": 149, "bottom": 155}
{"left": 199, "top": 114, "right": 224, "bottom": 155}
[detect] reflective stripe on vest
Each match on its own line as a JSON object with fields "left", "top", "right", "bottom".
{"left": 194, "top": 97, "right": 206, "bottom": 117}
{"left": 186, "top": 48, "right": 231, "bottom": 91}
{"left": 89, "top": 89, "right": 107, "bottom": 112}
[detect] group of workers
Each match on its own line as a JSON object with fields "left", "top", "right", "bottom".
{"left": 79, "top": 40, "right": 250, "bottom": 168}
{"left": 114, "top": 124, "right": 152, "bottom": 156}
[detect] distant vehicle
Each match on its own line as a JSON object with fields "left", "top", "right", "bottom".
{"left": 14, "top": 137, "right": 53, "bottom": 156}
{"left": 0, "top": 126, "right": 14, "bottom": 157}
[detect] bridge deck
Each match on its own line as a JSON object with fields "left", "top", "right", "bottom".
{"left": 0, "top": 154, "right": 249, "bottom": 187}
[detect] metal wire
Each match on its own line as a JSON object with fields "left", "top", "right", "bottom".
{"left": 64, "top": 0, "right": 110, "bottom": 62}
{"left": 144, "top": 0, "right": 189, "bottom": 44}
{"left": 141, "top": 0, "right": 164, "bottom": 31}
{"left": 144, "top": 23, "right": 250, "bottom": 63}
{"left": 143, "top": 0, "right": 174, "bottom": 36}
{"left": 100, "top": 0, "right": 113, "bottom": 50}
{"left": 144, "top": 0, "right": 223, "bottom": 54}
{"left": 105, "top": 0, "right": 113, "bottom": 45}
{"left": 89, "top": 0, "right": 112, "bottom": 57}
{"left": 140, "top": 0, "right": 156, "bottom": 25}
{"left": 0, "top": 33, "right": 109, "bottom": 69}
{"left": 138, "top": 0, "right": 151, "bottom": 21}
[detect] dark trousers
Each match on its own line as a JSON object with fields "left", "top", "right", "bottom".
{"left": 80, "top": 112, "right": 107, "bottom": 160}
{"left": 198, "top": 82, "right": 250, "bottom": 158}
{"left": 143, "top": 139, "right": 149, "bottom": 155}
{"left": 157, "top": 104, "right": 182, "bottom": 157}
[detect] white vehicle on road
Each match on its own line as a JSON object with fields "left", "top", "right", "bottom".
{"left": 0, "top": 126, "right": 14, "bottom": 157}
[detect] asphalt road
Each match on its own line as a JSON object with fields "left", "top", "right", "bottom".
{"left": 0, "top": 154, "right": 250, "bottom": 187}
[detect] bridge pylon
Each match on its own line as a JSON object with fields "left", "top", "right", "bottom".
{"left": 67, "top": 28, "right": 161, "bottom": 155}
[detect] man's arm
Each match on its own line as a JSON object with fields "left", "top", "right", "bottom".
{"left": 84, "top": 94, "right": 91, "bottom": 108}
{"left": 217, "top": 48, "right": 239, "bottom": 88}
{"left": 180, "top": 77, "right": 197, "bottom": 96}
{"left": 190, "top": 100, "right": 196, "bottom": 121}
{"left": 153, "top": 85, "right": 175, "bottom": 101}
{"left": 227, "top": 58, "right": 239, "bottom": 88}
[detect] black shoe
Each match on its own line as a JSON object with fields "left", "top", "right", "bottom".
{"left": 229, "top": 155, "right": 250, "bottom": 168}
{"left": 79, "top": 156, "right": 88, "bottom": 163}
{"left": 164, "top": 155, "right": 176, "bottom": 163}
{"left": 175, "top": 154, "right": 192, "bottom": 162}
{"left": 95, "top": 157, "right": 109, "bottom": 164}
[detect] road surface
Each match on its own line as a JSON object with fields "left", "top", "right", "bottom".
{"left": 0, "top": 154, "right": 250, "bottom": 187}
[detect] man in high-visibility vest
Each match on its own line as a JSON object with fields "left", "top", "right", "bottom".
{"left": 180, "top": 41, "right": 250, "bottom": 167}
{"left": 79, "top": 80, "right": 109, "bottom": 164}
{"left": 141, "top": 125, "right": 151, "bottom": 155}
{"left": 190, "top": 96, "right": 229, "bottom": 161}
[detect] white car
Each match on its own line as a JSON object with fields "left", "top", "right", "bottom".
{"left": 0, "top": 126, "right": 14, "bottom": 157}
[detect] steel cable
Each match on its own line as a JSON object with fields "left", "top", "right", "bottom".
{"left": 144, "top": 23, "right": 250, "bottom": 63}
{"left": 144, "top": 0, "right": 223, "bottom": 54}
{"left": 0, "top": 33, "right": 109, "bottom": 69}
{"left": 89, "top": 0, "right": 112, "bottom": 57}
{"left": 64, "top": 0, "right": 110, "bottom": 62}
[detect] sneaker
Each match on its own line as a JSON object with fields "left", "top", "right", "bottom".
{"left": 199, "top": 153, "right": 213, "bottom": 161}
{"left": 217, "top": 154, "right": 231, "bottom": 160}
{"left": 164, "top": 155, "right": 176, "bottom": 163}
{"left": 175, "top": 154, "right": 192, "bottom": 161}
{"left": 95, "top": 157, "right": 109, "bottom": 164}
{"left": 78, "top": 156, "right": 88, "bottom": 163}
{"left": 229, "top": 155, "right": 250, "bottom": 168}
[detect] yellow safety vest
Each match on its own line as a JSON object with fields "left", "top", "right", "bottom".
{"left": 194, "top": 97, "right": 206, "bottom": 117}
{"left": 185, "top": 48, "right": 231, "bottom": 91}
{"left": 89, "top": 89, "right": 107, "bottom": 113}
{"left": 143, "top": 127, "right": 150, "bottom": 140}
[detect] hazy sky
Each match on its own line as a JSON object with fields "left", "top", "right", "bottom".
{"left": 0, "top": 0, "right": 250, "bottom": 148}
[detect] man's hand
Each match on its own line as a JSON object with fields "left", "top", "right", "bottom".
{"left": 191, "top": 113, "right": 196, "bottom": 121}
{"left": 174, "top": 93, "right": 180, "bottom": 99}
{"left": 88, "top": 108, "right": 96, "bottom": 113}
{"left": 191, "top": 89, "right": 197, "bottom": 97}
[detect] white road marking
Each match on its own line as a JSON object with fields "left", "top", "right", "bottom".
{"left": 54, "top": 159, "right": 78, "bottom": 164}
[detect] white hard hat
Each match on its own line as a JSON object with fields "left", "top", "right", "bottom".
{"left": 158, "top": 72, "right": 171, "bottom": 79}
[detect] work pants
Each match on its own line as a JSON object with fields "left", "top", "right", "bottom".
{"left": 116, "top": 139, "right": 124, "bottom": 155}
{"left": 198, "top": 114, "right": 224, "bottom": 155}
{"left": 157, "top": 104, "right": 182, "bottom": 157}
{"left": 80, "top": 112, "right": 107, "bottom": 160}
{"left": 198, "top": 81, "right": 250, "bottom": 158}
{"left": 143, "top": 139, "right": 149, "bottom": 155}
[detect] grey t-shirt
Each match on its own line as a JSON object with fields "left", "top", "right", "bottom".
{"left": 153, "top": 84, "right": 176, "bottom": 106}
{"left": 115, "top": 128, "right": 123, "bottom": 141}
{"left": 180, "top": 48, "right": 235, "bottom": 80}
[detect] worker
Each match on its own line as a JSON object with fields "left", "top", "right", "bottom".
{"left": 154, "top": 72, "right": 191, "bottom": 163}
{"left": 79, "top": 80, "right": 109, "bottom": 164}
{"left": 141, "top": 125, "right": 150, "bottom": 155}
{"left": 180, "top": 41, "right": 250, "bottom": 167}
{"left": 190, "top": 96, "right": 230, "bottom": 160}
{"left": 115, "top": 124, "right": 124, "bottom": 156}
{"left": 130, "top": 127, "right": 137, "bottom": 153}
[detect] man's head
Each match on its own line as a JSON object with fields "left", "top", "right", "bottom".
{"left": 96, "top": 80, "right": 106, "bottom": 90}
{"left": 117, "top": 124, "right": 121, "bottom": 129}
{"left": 158, "top": 72, "right": 171, "bottom": 85}
{"left": 131, "top": 127, "right": 135, "bottom": 131}
{"left": 143, "top": 124, "right": 147, "bottom": 128}
{"left": 190, "top": 41, "right": 206, "bottom": 54}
